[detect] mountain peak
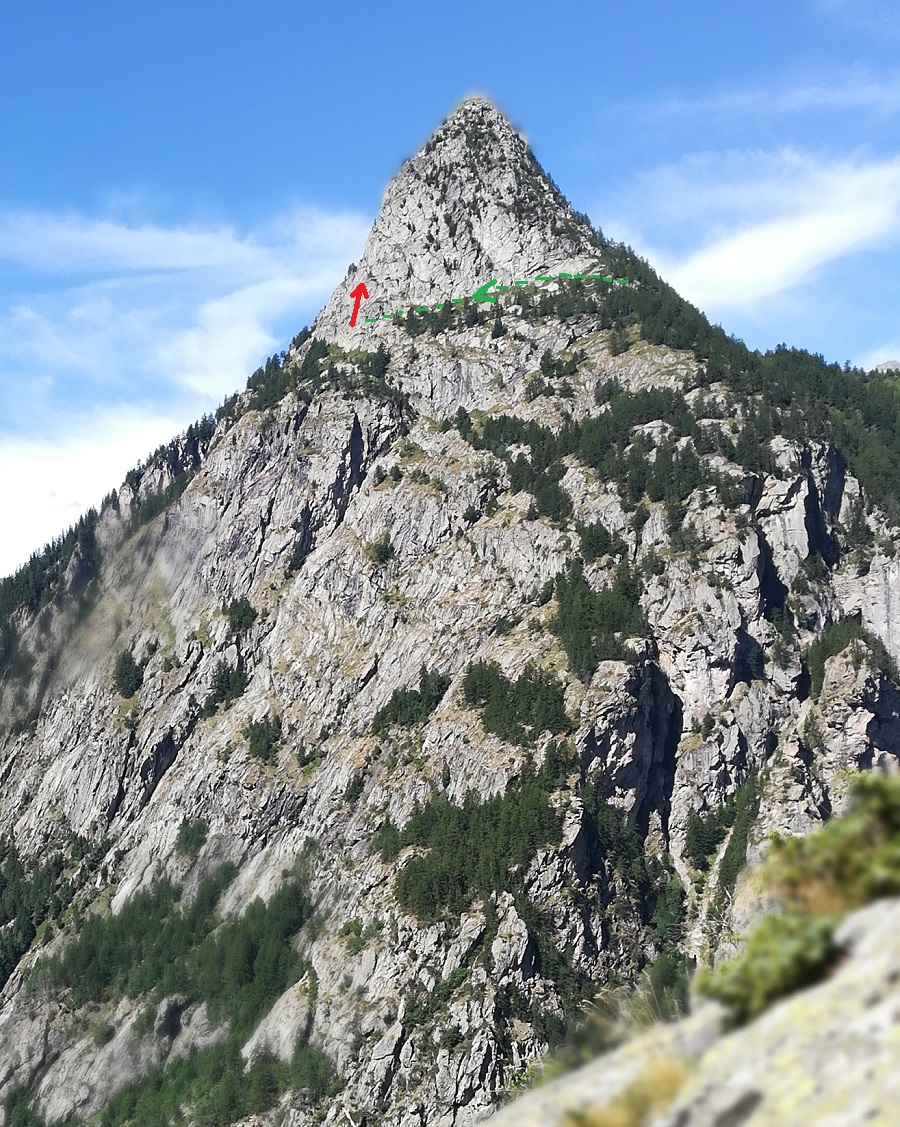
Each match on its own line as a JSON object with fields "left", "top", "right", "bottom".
{"left": 312, "top": 97, "right": 603, "bottom": 344}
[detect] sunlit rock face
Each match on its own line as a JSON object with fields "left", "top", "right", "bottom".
{"left": 312, "top": 95, "right": 604, "bottom": 349}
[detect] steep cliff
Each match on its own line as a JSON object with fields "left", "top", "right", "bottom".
{"left": 1, "top": 96, "right": 899, "bottom": 1127}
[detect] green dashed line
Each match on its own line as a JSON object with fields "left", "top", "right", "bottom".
{"left": 362, "top": 271, "right": 630, "bottom": 323}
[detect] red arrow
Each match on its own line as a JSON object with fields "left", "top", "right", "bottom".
{"left": 349, "top": 282, "right": 369, "bottom": 327}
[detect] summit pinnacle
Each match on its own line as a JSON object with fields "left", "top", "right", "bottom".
{"left": 313, "top": 97, "right": 603, "bottom": 344}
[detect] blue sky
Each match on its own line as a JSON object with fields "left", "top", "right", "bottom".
{"left": 1, "top": 0, "right": 899, "bottom": 577}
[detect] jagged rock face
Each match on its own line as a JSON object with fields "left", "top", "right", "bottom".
{"left": 1, "top": 97, "right": 900, "bottom": 1127}
{"left": 313, "top": 95, "right": 602, "bottom": 348}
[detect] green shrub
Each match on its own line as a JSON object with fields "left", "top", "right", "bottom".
{"left": 3, "top": 1086, "right": 46, "bottom": 1127}
{"left": 244, "top": 715, "right": 282, "bottom": 764}
{"left": 201, "top": 659, "right": 248, "bottom": 715}
{"left": 552, "top": 559, "right": 645, "bottom": 681}
{"left": 339, "top": 918, "right": 364, "bottom": 954}
{"left": 805, "top": 618, "right": 898, "bottom": 698}
{"left": 374, "top": 752, "right": 568, "bottom": 922}
{"left": 636, "top": 949, "right": 690, "bottom": 1022}
{"left": 224, "top": 597, "right": 257, "bottom": 633}
{"left": 765, "top": 771, "right": 900, "bottom": 917}
{"left": 440, "top": 1025, "right": 463, "bottom": 1049}
{"left": 195, "top": 881, "right": 309, "bottom": 1035}
{"left": 364, "top": 532, "right": 395, "bottom": 566}
{"left": 92, "top": 1019, "right": 115, "bottom": 1047}
{"left": 715, "top": 775, "right": 762, "bottom": 902}
{"left": 342, "top": 771, "right": 365, "bottom": 805}
{"left": 401, "top": 965, "right": 469, "bottom": 1029}
{"left": 44, "top": 865, "right": 235, "bottom": 1006}
{"left": 95, "top": 1034, "right": 337, "bottom": 1127}
{"left": 698, "top": 912, "right": 839, "bottom": 1027}
{"left": 577, "top": 520, "right": 626, "bottom": 563}
{"left": 176, "top": 818, "right": 209, "bottom": 859}
{"left": 700, "top": 773, "right": 900, "bottom": 1027}
{"left": 648, "top": 857, "right": 687, "bottom": 945}
{"left": 684, "top": 788, "right": 740, "bottom": 872}
{"left": 462, "top": 661, "right": 570, "bottom": 745}
{"left": 134, "top": 1003, "right": 155, "bottom": 1036}
{"left": 372, "top": 667, "right": 451, "bottom": 733}
{"left": 113, "top": 649, "right": 143, "bottom": 698}
{"left": 129, "top": 470, "right": 198, "bottom": 534}
{"left": 0, "top": 837, "right": 81, "bottom": 992}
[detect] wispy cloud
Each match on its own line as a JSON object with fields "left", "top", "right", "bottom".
{"left": 606, "top": 149, "right": 900, "bottom": 310}
{"left": 0, "top": 213, "right": 266, "bottom": 274}
{"left": 0, "top": 207, "right": 370, "bottom": 414}
{"left": 812, "top": 0, "right": 900, "bottom": 38}
{"left": 0, "top": 205, "right": 371, "bottom": 576}
{"left": 647, "top": 74, "right": 900, "bottom": 119}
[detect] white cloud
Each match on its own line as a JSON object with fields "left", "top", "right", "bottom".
{"left": 607, "top": 150, "right": 900, "bottom": 310}
{"left": 0, "top": 206, "right": 370, "bottom": 406}
{"left": 0, "top": 204, "right": 372, "bottom": 575}
{"left": 154, "top": 275, "right": 310, "bottom": 398}
{"left": 0, "top": 213, "right": 268, "bottom": 274}
{"left": 855, "top": 341, "right": 900, "bottom": 371}
{"left": 0, "top": 404, "right": 186, "bottom": 578}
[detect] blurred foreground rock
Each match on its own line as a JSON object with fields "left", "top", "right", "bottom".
{"left": 486, "top": 896, "right": 900, "bottom": 1127}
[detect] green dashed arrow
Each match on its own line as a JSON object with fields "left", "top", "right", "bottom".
{"left": 471, "top": 279, "right": 498, "bottom": 303}
{"left": 360, "top": 270, "right": 630, "bottom": 322}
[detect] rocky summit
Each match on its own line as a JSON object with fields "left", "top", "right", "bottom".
{"left": 1, "top": 96, "right": 900, "bottom": 1127}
